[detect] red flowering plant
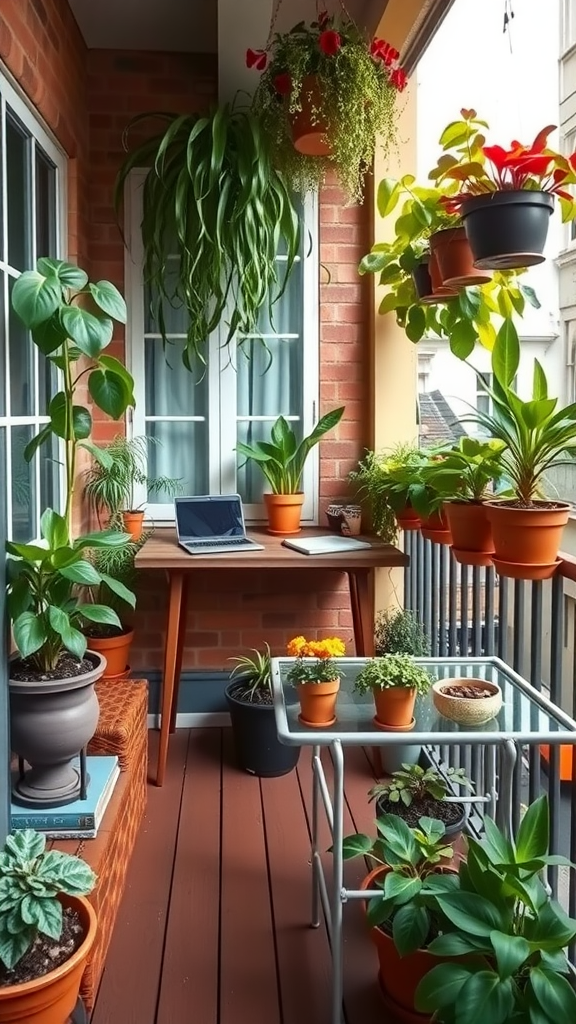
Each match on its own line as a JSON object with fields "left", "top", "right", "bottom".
{"left": 430, "top": 109, "right": 576, "bottom": 221}
{"left": 249, "top": 11, "right": 407, "bottom": 204}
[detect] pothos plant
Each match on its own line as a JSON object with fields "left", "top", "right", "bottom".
{"left": 359, "top": 174, "right": 541, "bottom": 359}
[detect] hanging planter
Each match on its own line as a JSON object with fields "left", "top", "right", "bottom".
{"left": 427, "top": 251, "right": 459, "bottom": 299}
{"left": 395, "top": 504, "right": 422, "bottom": 532}
{"left": 429, "top": 226, "right": 492, "bottom": 286}
{"left": 484, "top": 500, "right": 568, "bottom": 580}
{"left": 444, "top": 501, "right": 494, "bottom": 566}
{"left": 420, "top": 508, "right": 452, "bottom": 545}
{"left": 249, "top": 10, "right": 407, "bottom": 204}
{"left": 411, "top": 255, "right": 434, "bottom": 302}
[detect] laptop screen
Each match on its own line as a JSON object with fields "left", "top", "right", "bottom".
{"left": 175, "top": 496, "right": 245, "bottom": 539}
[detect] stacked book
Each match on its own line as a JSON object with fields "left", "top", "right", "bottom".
{"left": 11, "top": 756, "right": 120, "bottom": 839}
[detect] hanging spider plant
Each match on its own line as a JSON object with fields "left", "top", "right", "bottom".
{"left": 114, "top": 102, "right": 301, "bottom": 369}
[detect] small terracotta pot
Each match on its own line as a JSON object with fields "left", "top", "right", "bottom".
{"left": 420, "top": 509, "right": 452, "bottom": 545}
{"left": 87, "top": 629, "right": 134, "bottom": 679}
{"left": 264, "top": 492, "right": 304, "bottom": 535}
{"left": 395, "top": 505, "right": 421, "bottom": 531}
{"left": 428, "top": 251, "right": 459, "bottom": 298}
{"left": 484, "top": 499, "right": 569, "bottom": 579}
{"left": 444, "top": 501, "right": 494, "bottom": 566}
{"left": 373, "top": 686, "right": 417, "bottom": 728}
{"left": 297, "top": 678, "right": 340, "bottom": 728}
{"left": 123, "top": 510, "right": 144, "bottom": 541}
{"left": 430, "top": 226, "right": 492, "bottom": 288}
{"left": 289, "top": 74, "right": 331, "bottom": 156}
{"left": 0, "top": 895, "right": 97, "bottom": 1024}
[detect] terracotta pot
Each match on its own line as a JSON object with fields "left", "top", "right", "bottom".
{"left": 444, "top": 501, "right": 494, "bottom": 566}
{"left": 395, "top": 505, "right": 421, "bottom": 532}
{"left": 289, "top": 74, "right": 331, "bottom": 156}
{"left": 297, "top": 678, "right": 340, "bottom": 728}
{"left": 430, "top": 226, "right": 492, "bottom": 288}
{"left": 87, "top": 629, "right": 134, "bottom": 679}
{"left": 0, "top": 895, "right": 97, "bottom": 1024}
{"left": 420, "top": 509, "right": 452, "bottom": 545}
{"left": 428, "top": 251, "right": 459, "bottom": 298}
{"left": 263, "top": 492, "right": 304, "bottom": 535}
{"left": 123, "top": 510, "right": 144, "bottom": 541}
{"left": 373, "top": 686, "right": 416, "bottom": 728}
{"left": 484, "top": 499, "right": 569, "bottom": 579}
{"left": 361, "top": 866, "right": 446, "bottom": 1023}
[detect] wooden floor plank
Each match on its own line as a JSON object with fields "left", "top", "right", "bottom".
{"left": 219, "top": 730, "right": 281, "bottom": 1024}
{"left": 91, "top": 730, "right": 189, "bottom": 1024}
{"left": 260, "top": 753, "right": 334, "bottom": 1024}
{"left": 156, "top": 729, "right": 222, "bottom": 1024}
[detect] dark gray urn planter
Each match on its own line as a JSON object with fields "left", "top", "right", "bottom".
{"left": 225, "top": 682, "right": 300, "bottom": 777}
{"left": 9, "top": 651, "right": 104, "bottom": 807}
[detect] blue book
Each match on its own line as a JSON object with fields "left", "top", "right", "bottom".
{"left": 10, "top": 756, "right": 120, "bottom": 836}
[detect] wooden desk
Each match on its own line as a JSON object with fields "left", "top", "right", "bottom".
{"left": 135, "top": 527, "right": 408, "bottom": 786}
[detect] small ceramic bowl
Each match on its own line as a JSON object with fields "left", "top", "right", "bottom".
{"left": 432, "top": 678, "right": 502, "bottom": 726}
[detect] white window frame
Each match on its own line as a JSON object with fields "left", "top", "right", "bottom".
{"left": 0, "top": 66, "right": 66, "bottom": 541}
{"left": 561, "top": 0, "right": 576, "bottom": 56}
{"left": 125, "top": 168, "right": 320, "bottom": 524}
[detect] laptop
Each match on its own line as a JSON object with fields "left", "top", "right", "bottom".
{"left": 175, "top": 495, "right": 264, "bottom": 555}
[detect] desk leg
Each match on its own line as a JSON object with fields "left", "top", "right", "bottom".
{"left": 169, "top": 576, "right": 189, "bottom": 734}
{"left": 156, "top": 570, "right": 185, "bottom": 787}
{"left": 347, "top": 570, "right": 373, "bottom": 657}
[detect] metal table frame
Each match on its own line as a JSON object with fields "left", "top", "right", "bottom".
{"left": 271, "top": 656, "right": 576, "bottom": 1024}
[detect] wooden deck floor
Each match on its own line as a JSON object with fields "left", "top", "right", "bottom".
{"left": 90, "top": 729, "right": 388, "bottom": 1024}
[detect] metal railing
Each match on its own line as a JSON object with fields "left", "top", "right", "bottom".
{"left": 403, "top": 531, "right": 576, "bottom": 924}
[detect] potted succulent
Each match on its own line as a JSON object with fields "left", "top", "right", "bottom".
{"left": 342, "top": 813, "right": 457, "bottom": 1020}
{"left": 249, "top": 12, "right": 407, "bottom": 204}
{"left": 235, "top": 406, "right": 344, "bottom": 534}
{"left": 368, "top": 762, "right": 473, "bottom": 840}
{"left": 415, "top": 796, "right": 576, "bottom": 1024}
{"left": 286, "top": 635, "right": 346, "bottom": 727}
{"left": 421, "top": 436, "right": 506, "bottom": 565}
{"left": 374, "top": 608, "right": 430, "bottom": 657}
{"left": 114, "top": 102, "right": 300, "bottom": 366}
{"left": 465, "top": 319, "right": 576, "bottom": 578}
{"left": 349, "top": 444, "right": 424, "bottom": 534}
{"left": 354, "top": 653, "right": 432, "bottom": 735}
{"left": 225, "top": 644, "right": 300, "bottom": 777}
{"left": 434, "top": 108, "right": 576, "bottom": 270}
{"left": 0, "top": 829, "right": 97, "bottom": 1022}
{"left": 84, "top": 434, "right": 182, "bottom": 541}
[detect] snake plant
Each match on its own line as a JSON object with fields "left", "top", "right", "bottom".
{"left": 114, "top": 102, "right": 301, "bottom": 368}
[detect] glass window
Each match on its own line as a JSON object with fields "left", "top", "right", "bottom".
{"left": 128, "top": 172, "right": 319, "bottom": 523}
{"left": 0, "top": 73, "right": 65, "bottom": 540}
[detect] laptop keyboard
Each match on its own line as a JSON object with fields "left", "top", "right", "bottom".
{"left": 186, "top": 537, "right": 252, "bottom": 547}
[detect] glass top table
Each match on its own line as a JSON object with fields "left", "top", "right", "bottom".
{"left": 271, "top": 656, "right": 576, "bottom": 745}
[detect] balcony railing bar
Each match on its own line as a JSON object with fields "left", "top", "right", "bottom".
{"left": 528, "top": 581, "right": 543, "bottom": 806}
{"left": 485, "top": 566, "right": 496, "bottom": 655}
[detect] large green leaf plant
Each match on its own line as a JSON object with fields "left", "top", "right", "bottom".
{"left": 235, "top": 407, "right": 344, "bottom": 494}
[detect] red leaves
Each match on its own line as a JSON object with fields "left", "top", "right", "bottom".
{"left": 246, "top": 48, "right": 267, "bottom": 71}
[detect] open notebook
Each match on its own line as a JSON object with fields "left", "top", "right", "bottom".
{"left": 282, "top": 535, "right": 371, "bottom": 556}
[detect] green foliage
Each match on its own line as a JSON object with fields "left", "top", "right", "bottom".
{"left": 235, "top": 407, "right": 344, "bottom": 494}
{"left": 348, "top": 450, "right": 400, "bottom": 542}
{"left": 414, "top": 795, "right": 576, "bottom": 1024}
{"left": 229, "top": 644, "right": 272, "bottom": 701}
{"left": 422, "top": 437, "right": 507, "bottom": 503}
{"left": 11, "top": 259, "right": 133, "bottom": 538}
{"left": 252, "top": 16, "right": 405, "bottom": 204}
{"left": 369, "top": 763, "right": 473, "bottom": 808}
{"left": 354, "top": 655, "right": 432, "bottom": 695}
{"left": 114, "top": 103, "right": 300, "bottom": 367}
{"left": 0, "top": 829, "right": 96, "bottom": 971}
{"left": 341, "top": 814, "right": 455, "bottom": 955}
{"left": 464, "top": 321, "right": 576, "bottom": 504}
{"left": 374, "top": 608, "right": 430, "bottom": 657}
{"left": 6, "top": 509, "right": 135, "bottom": 672}
{"left": 88, "top": 531, "right": 147, "bottom": 629}
{"left": 350, "top": 444, "right": 443, "bottom": 523}
{"left": 84, "top": 435, "right": 182, "bottom": 521}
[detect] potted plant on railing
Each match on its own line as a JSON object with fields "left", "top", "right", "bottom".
{"left": 249, "top": 12, "right": 407, "bottom": 205}
{"left": 415, "top": 795, "right": 576, "bottom": 1024}
{"left": 341, "top": 813, "right": 457, "bottom": 1020}
{"left": 421, "top": 436, "right": 507, "bottom": 565}
{"left": 384, "top": 453, "right": 452, "bottom": 544}
{"left": 350, "top": 444, "right": 425, "bottom": 534}
{"left": 0, "top": 830, "right": 97, "bottom": 1021}
{"left": 354, "top": 654, "right": 431, "bottom": 771}
{"left": 235, "top": 406, "right": 344, "bottom": 535}
{"left": 432, "top": 108, "right": 576, "bottom": 270}
{"left": 464, "top": 319, "right": 576, "bottom": 579}
{"left": 286, "top": 635, "right": 346, "bottom": 728}
{"left": 114, "top": 102, "right": 300, "bottom": 366}
{"left": 84, "top": 434, "right": 182, "bottom": 541}
{"left": 368, "top": 762, "right": 473, "bottom": 841}
{"left": 225, "top": 644, "right": 300, "bottom": 777}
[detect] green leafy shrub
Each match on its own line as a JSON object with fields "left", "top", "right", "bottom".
{"left": 354, "top": 654, "right": 432, "bottom": 695}
{"left": 374, "top": 608, "right": 430, "bottom": 656}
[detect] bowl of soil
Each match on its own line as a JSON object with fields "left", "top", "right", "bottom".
{"left": 432, "top": 678, "right": 503, "bottom": 725}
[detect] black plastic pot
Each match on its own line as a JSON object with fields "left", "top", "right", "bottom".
{"left": 225, "top": 682, "right": 300, "bottom": 777}
{"left": 411, "top": 256, "right": 434, "bottom": 300}
{"left": 461, "top": 189, "right": 554, "bottom": 270}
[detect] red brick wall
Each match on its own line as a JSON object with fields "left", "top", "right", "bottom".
{"left": 2, "top": 9, "right": 371, "bottom": 672}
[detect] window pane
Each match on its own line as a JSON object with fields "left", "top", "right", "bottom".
{"left": 237, "top": 337, "right": 303, "bottom": 418}
{"left": 9, "top": 279, "right": 34, "bottom": 416}
{"left": 39, "top": 431, "right": 61, "bottom": 513}
{"left": 0, "top": 428, "right": 5, "bottom": 534}
{"left": 6, "top": 114, "right": 31, "bottom": 272}
{"left": 35, "top": 149, "right": 56, "bottom": 257}
{"left": 145, "top": 339, "right": 208, "bottom": 417}
{"left": 0, "top": 277, "right": 5, "bottom": 416}
{"left": 11, "top": 426, "right": 36, "bottom": 541}
{"left": 144, "top": 259, "right": 188, "bottom": 335}
{"left": 147, "top": 421, "right": 208, "bottom": 497}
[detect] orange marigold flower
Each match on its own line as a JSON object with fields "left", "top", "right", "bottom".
{"left": 287, "top": 636, "right": 307, "bottom": 657}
